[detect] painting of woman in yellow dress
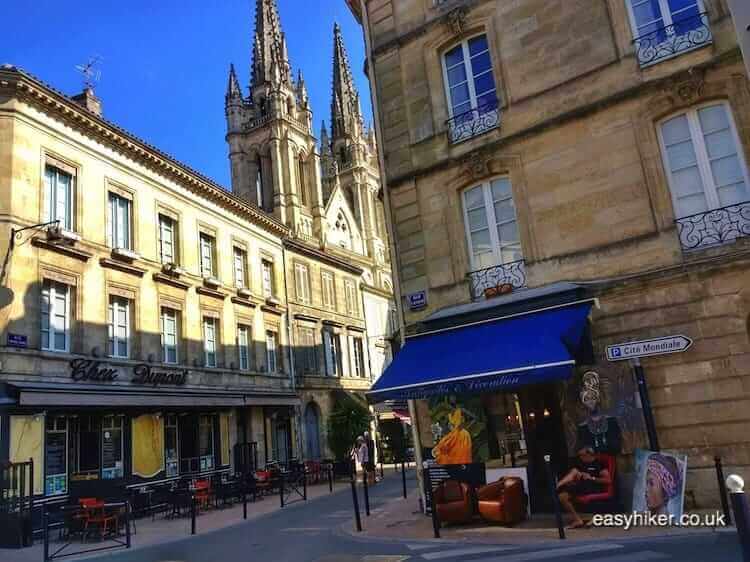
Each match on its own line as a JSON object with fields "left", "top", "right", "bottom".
{"left": 432, "top": 407, "right": 473, "bottom": 465}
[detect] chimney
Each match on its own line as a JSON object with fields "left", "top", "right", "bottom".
{"left": 71, "top": 87, "right": 102, "bottom": 117}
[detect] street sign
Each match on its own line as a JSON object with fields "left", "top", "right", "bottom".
{"left": 407, "top": 290, "right": 427, "bottom": 311}
{"left": 7, "top": 333, "right": 27, "bottom": 348}
{"left": 606, "top": 335, "right": 692, "bottom": 361}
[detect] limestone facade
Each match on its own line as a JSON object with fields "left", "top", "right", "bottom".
{"left": 349, "top": 0, "right": 750, "bottom": 507}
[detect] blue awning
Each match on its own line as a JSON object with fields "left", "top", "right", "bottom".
{"left": 368, "top": 300, "right": 594, "bottom": 402}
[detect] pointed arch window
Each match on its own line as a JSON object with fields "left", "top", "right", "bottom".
{"left": 255, "top": 155, "right": 263, "bottom": 209}
{"left": 298, "top": 155, "right": 308, "bottom": 206}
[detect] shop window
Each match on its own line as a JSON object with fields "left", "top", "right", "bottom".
{"left": 45, "top": 417, "right": 68, "bottom": 496}
{"left": 161, "top": 307, "right": 179, "bottom": 364}
{"left": 203, "top": 317, "right": 218, "bottom": 368}
{"left": 237, "top": 324, "right": 251, "bottom": 371}
{"left": 294, "top": 262, "right": 311, "bottom": 304}
{"left": 158, "top": 214, "right": 178, "bottom": 265}
{"left": 199, "top": 233, "right": 216, "bottom": 278}
{"left": 108, "top": 192, "right": 132, "bottom": 250}
{"left": 199, "top": 415, "right": 215, "bottom": 471}
{"left": 101, "top": 415, "right": 124, "bottom": 479}
{"left": 321, "top": 271, "right": 336, "bottom": 309}
{"left": 265, "top": 330, "right": 278, "bottom": 373}
{"left": 351, "top": 335, "right": 365, "bottom": 378}
{"left": 69, "top": 415, "right": 100, "bottom": 481}
{"left": 233, "top": 246, "right": 248, "bottom": 289}
{"left": 178, "top": 414, "right": 216, "bottom": 473}
{"left": 41, "top": 280, "right": 71, "bottom": 353}
{"left": 323, "top": 329, "right": 342, "bottom": 376}
{"left": 108, "top": 296, "right": 130, "bottom": 358}
{"left": 44, "top": 163, "right": 74, "bottom": 231}
{"left": 165, "top": 414, "right": 179, "bottom": 477}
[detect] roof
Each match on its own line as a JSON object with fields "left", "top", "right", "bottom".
{"left": 0, "top": 65, "right": 290, "bottom": 239}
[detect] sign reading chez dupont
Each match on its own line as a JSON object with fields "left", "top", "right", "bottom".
{"left": 69, "top": 358, "right": 188, "bottom": 387}
{"left": 605, "top": 335, "right": 693, "bottom": 362}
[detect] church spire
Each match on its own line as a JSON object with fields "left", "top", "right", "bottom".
{"left": 226, "top": 63, "right": 242, "bottom": 101}
{"left": 330, "top": 22, "right": 362, "bottom": 142}
{"left": 250, "top": 0, "right": 291, "bottom": 87}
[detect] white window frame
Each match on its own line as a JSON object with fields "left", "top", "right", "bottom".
{"left": 262, "top": 259, "right": 274, "bottom": 297}
{"left": 158, "top": 214, "right": 176, "bottom": 265}
{"left": 265, "top": 330, "right": 278, "bottom": 373}
{"left": 295, "top": 262, "right": 311, "bottom": 303}
{"left": 237, "top": 324, "right": 250, "bottom": 371}
{"left": 657, "top": 101, "right": 750, "bottom": 219}
{"left": 321, "top": 271, "right": 336, "bottom": 309}
{"left": 323, "top": 330, "right": 341, "bottom": 376}
{"left": 161, "top": 308, "right": 179, "bottom": 364}
{"left": 461, "top": 176, "right": 522, "bottom": 272}
{"left": 45, "top": 165, "right": 74, "bottom": 231}
{"left": 441, "top": 33, "right": 496, "bottom": 120}
{"left": 199, "top": 233, "right": 215, "bottom": 278}
{"left": 41, "top": 281, "right": 70, "bottom": 353}
{"left": 108, "top": 192, "right": 132, "bottom": 250}
{"left": 108, "top": 296, "right": 130, "bottom": 359}
{"left": 233, "top": 247, "right": 247, "bottom": 288}
{"left": 203, "top": 317, "right": 218, "bottom": 368}
{"left": 350, "top": 335, "right": 365, "bottom": 378}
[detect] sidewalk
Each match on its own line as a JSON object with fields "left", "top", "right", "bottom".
{"left": 347, "top": 485, "right": 729, "bottom": 547}
{"left": 4, "top": 476, "right": 350, "bottom": 562}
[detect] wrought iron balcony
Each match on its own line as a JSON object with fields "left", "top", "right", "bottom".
{"left": 633, "top": 12, "right": 712, "bottom": 67}
{"left": 468, "top": 259, "right": 527, "bottom": 301}
{"left": 447, "top": 99, "right": 500, "bottom": 144}
{"left": 675, "top": 201, "right": 750, "bottom": 251}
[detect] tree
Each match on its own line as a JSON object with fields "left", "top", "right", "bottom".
{"left": 327, "top": 394, "right": 371, "bottom": 461}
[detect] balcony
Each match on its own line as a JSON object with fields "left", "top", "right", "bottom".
{"left": 446, "top": 99, "right": 500, "bottom": 144}
{"left": 675, "top": 201, "right": 750, "bottom": 251}
{"left": 468, "top": 259, "right": 527, "bottom": 301}
{"left": 633, "top": 12, "right": 712, "bottom": 67}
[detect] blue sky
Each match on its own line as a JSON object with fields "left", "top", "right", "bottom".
{"left": 1, "top": 0, "right": 371, "bottom": 187}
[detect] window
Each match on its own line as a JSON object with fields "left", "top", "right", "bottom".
{"left": 161, "top": 307, "right": 179, "bottom": 364}
{"left": 199, "top": 415, "right": 214, "bottom": 471}
{"left": 627, "top": 0, "right": 705, "bottom": 41}
{"left": 233, "top": 247, "right": 247, "bottom": 288}
{"left": 323, "top": 330, "right": 342, "bottom": 376}
{"left": 44, "top": 164, "right": 73, "bottom": 231}
{"left": 256, "top": 156, "right": 264, "bottom": 209}
{"left": 108, "top": 296, "right": 130, "bottom": 358}
{"left": 108, "top": 192, "right": 132, "bottom": 250}
{"left": 351, "top": 335, "right": 365, "bottom": 378}
{"left": 344, "top": 279, "right": 358, "bottom": 316}
{"left": 41, "top": 280, "right": 70, "bottom": 352}
{"left": 322, "top": 271, "right": 336, "bottom": 309}
{"left": 298, "top": 156, "right": 308, "bottom": 206}
{"left": 265, "top": 330, "right": 278, "bottom": 373}
{"left": 443, "top": 34, "right": 497, "bottom": 121}
{"left": 70, "top": 415, "right": 99, "bottom": 480}
{"left": 462, "top": 177, "right": 522, "bottom": 271}
{"left": 158, "top": 214, "right": 177, "bottom": 265}
{"left": 101, "top": 415, "right": 124, "bottom": 479}
{"left": 660, "top": 103, "right": 750, "bottom": 220}
{"left": 203, "top": 317, "right": 218, "bottom": 367}
{"left": 295, "top": 262, "right": 311, "bottom": 303}
{"left": 199, "top": 233, "right": 216, "bottom": 278}
{"left": 45, "top": 417, "right": 68, "bottom": 496}
{"left": 297, "top": 326, "right": 317, "bottom": 373}
{"left": 237, "top": 324, "right": 251, "bottom": 371}
{"left": 262, "top": 259, "right": 275, "bottom": 297}
{"left": 165, "top": 414, "right": 179, "bottom": 477}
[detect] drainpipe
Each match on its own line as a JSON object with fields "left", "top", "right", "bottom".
{"left": 281, "top": 243, "right": 304, "bottom": 459}
{"left": 355, "top": 0, "right": 425, "bottom": 511}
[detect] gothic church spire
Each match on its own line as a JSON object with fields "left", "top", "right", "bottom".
{"left": 330, "top": 22, "right": 363, "bottom": 142}
{"left": 251, "top": 0, "right": 291, "bottom": 87}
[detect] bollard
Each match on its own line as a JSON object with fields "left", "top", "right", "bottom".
{"left": 350, "top": 478, "right": 363, "bottom": 532}
{"left": 125, "top": 502, "right": 132, "bottom": 548}
{"left": 280, "top": 473, "right": 285, "bottom": 508}
{"left": 328, "top": 465, "right": 333, "bottom": 493}
{"left": 191, "top": 495, "right": 196, "bottom": 535}
{"left": 715, "top": 456, "right": 732, "bottom": 525}
{"left": 363, "top": 470, "right": 370, "bottom": 516}
{"left": 401, "top": 460, "right": 407, "bottom": 499}
{"left": 243, "top": 490, "right": 248, "bottom": 519}
{"left": 426, "top": 468, "right": 440, "bottom": 538}
{"left": 303, "top": 470, "right": 308, "bottom": 501}
{"left": 727, "top": 475, "right": 750, "bottom": 562}
{"left": 43, "top": 506, "right": 49, "bottom": 562}
{"left": 544, "top": 455, "right": 565, "bottom": 540}
{"left": 380, "top": 457, "right": 384, "bottom": 480}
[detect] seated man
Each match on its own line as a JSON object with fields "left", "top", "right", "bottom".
{"left": 556, "top": 446, "right": 610, "bottom": 529}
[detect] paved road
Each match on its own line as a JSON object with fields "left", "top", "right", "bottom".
{"left": 88, "top": 471, "right": 741, "bottom": 562}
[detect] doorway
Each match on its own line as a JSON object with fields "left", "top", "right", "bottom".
{"left": 304, "top": 402, "right": 321, "bottom": 460}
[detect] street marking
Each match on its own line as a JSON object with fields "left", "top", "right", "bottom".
{"left": 422, "top": 546, "right": 518, "bottom": 560}
{"left": 281, "top": 527, "right": 328, "bottom": 532}
{"left": 478, "top": 543, "right": 623, "bottom": 561}
{"left": 584, "top": 551, "right": 667, "bottom": 562}
{"left": 406, "top": 544, "right": 440, "bottom": 551}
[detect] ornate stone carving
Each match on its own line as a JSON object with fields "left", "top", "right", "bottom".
{"left": 445, "top": 6, "right": 469, "bottom": 36}
{"left": 662, "top": 68, "right": 706, "bottom": 103}
{"left": 462, "top": 148, "right": 492, "bottom": 180}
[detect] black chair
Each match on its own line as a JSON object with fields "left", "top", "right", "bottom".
{"left": 166, "top": 489, "right": 193, "bottom": 519}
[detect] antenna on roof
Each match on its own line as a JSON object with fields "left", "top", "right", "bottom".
{"left": 75, "top": 55, "right": 102, "bottom": 90}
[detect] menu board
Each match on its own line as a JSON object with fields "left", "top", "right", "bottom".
{"left": 45, "top": 433, "right": 66, "bottom": 476}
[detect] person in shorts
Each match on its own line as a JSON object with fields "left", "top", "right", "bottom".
{"left": 556, "top": 446, "right": 611, "bottom": 528}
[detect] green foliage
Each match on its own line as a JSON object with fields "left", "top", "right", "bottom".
{"left": 327, "top": 394, "right": 371, "bottom": 461}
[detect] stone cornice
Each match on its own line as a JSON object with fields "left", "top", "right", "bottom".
{"left": 0, "top": 66, "right": 289, "bottom": 239}
{"left": 284, "top": 238, "right": 363, "bottom": 275}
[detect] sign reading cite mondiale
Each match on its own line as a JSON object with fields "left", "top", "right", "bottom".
{"left": 606, "top": 335, "right": 693, "bottom": 361}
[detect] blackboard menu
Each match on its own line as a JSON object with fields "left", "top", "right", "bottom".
{"left": 46, "top": 433, "right": 66, "bottom": 475}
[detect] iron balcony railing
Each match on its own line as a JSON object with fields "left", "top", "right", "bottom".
{"left": 633, "top": 12, "right": 712, "bottom": 67}
{"left": 468, "top": 259, "right": 527, "bottom": 301}
{"left": 675, "top": 201, "right": 750, "bottom": 251}
{"left": 446, "top": 99, "right": 500, "bottom": 144}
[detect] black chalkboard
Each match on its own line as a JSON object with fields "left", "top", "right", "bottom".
{"left": 46, "top": 433, "right": 66, "bottom": 475}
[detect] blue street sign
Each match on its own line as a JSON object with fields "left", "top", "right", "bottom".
{"left": 407, "top": 291, "right": 427, "bottom": 310}
{"left": 606, "top": 335, "right": 692, "bottom": 361}
{"left": 7, "top": 333, "right": 27, "bottom": 348}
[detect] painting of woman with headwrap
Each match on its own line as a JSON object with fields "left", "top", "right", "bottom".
{"left": 432, "top": 407, "right": 473, "bottom": 465}
{"left": 632, "top": 449, "right": 687, "bottom": 518}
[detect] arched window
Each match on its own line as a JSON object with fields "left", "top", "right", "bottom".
{"left": 298, "top": 156, "right": 308, "bottom": 206}
{"left": 255, "top": 155, "right": 263, "bottom": 208}
{"left": 304, "top": 402, "right": 321, "bottom": 459}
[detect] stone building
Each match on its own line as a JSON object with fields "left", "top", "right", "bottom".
{"left": 225, "top": 0, "right": 394, "bottom": 460}
{"left": 349, "top": 0, "right": 750, "bottom": 510}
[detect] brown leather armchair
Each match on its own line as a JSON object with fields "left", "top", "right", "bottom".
{"left": 476, "top": 477, "right": 526, "bottom": 525}
{"left": 433, "top": 480, "right": 473, "bottom": 525}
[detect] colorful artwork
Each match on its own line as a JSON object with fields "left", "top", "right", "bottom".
{"left": 632, "top": 448, "right": 688, "bottom": 518}
{"left": 428, "top": 396, "right": 488, "bottom": 464}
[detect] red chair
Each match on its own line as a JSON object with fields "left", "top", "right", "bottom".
{"left": 194, "top": 479, "right": 212, "bottom": 510}
{"left": 476, "top": 477, "right": 526, "bottom": 525}
{"left": 433, "top": 480, "right": 473, "bottom": 526}
{"left": 574, "top": 453, "right": 619, "bottom": 513}
{"left": 80, "top": 498, "right": 117, "bottom": 541}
